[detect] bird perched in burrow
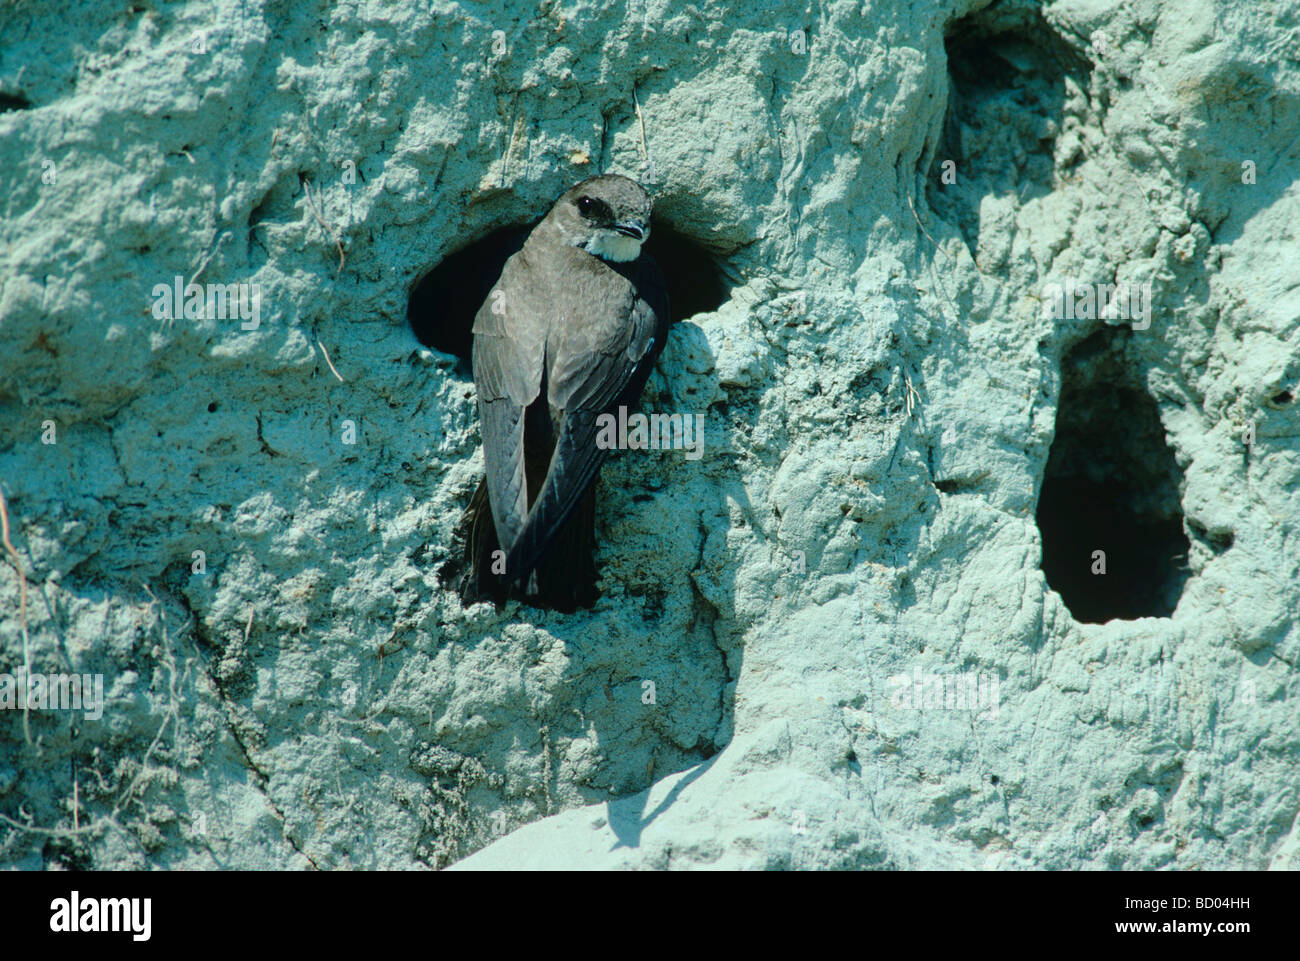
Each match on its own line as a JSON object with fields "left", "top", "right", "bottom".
{"left": 457, "top": 174, "right": 670, "bottom": 612}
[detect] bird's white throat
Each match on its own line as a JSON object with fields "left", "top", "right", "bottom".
{"left": 582, "top": 233, "right": 643, "bottom": 262}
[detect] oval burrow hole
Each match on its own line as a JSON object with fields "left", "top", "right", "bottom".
{"left": 931, "top": 3, "right": 1091, "bottom": 259}
{"left": 407, "top": 219, "right": 729, "bottom": 370}
{"left": 1036, "top": 327, "right": 1192, "bottom": 623}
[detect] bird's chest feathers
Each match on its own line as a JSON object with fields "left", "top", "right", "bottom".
{"left": 539, "top": 252, "right": 635, "bottom": 335}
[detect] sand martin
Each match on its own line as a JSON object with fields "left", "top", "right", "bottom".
{"left": 459, "top": 174, "right": 670, "bottom": 610}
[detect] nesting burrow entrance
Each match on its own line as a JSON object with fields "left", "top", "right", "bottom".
{"left": 932, "top": 3, "right": 1091, "bottom": 259}
{"left": 1036, "top": 329, "right": 1191, "bottom": 623}
{"left": 408, "top": 219, "right": 728, "bottom": 367}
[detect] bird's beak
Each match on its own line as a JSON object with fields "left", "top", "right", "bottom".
{"left": 613, "top": 220, "right": 647, "bottom": 241}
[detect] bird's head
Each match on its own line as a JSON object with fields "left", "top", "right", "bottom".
{"left": 549, "top": 174, "right": 652, "bottom": 263}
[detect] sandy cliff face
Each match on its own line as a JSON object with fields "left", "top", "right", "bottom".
{"left": 0, "top": 0, "right": 1296, "bottom": 869}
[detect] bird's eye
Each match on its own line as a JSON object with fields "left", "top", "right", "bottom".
{"left": 575, "top": 195, "right": 615, "bottom": 224}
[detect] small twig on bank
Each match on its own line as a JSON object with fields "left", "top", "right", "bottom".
{"left": 633, "top": 86, "right": 650, "bottom": 168}
{"left": 317, "top": 339, "right": 345, "bottom": 383}
{"left": 303, "top": 179, "right": 346, "bottom": 274}
{"left": 187, "top": 230, "right": 232, "bottom": 289}
{"left": 906, "top": 191, "right": 961, "bottom": 321}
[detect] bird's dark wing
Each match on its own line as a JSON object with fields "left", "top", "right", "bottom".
{"left": 616, "top": 254, "right": 670, "bottom": 407}
{"left": 471, "top": 248, "right": 548, "bottom": 553}
{"left": 503, "top": 252, "right": 668, "bottom": 579}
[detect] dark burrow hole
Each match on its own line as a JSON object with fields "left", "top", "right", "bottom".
{"left": 0, "top": 91, "right": 32, "bottom": 112}
{"left": 932, "top": 2, "right": 1090, "bottom": 253}
{"left": 407, "top": 219, "right": 728, "bottom": 367}
{"left": 1036, "top": 328, "right": 1191, "bottom": 623}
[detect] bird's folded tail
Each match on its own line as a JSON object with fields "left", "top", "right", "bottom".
{"left": 458, "top": 476, "right": 597, "bottom": 612}
{"left": 531, "top": 481, "right": 598, "bottom": 611}
{"left": 504, "top": 410, "right": 607, "bottom": 582}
